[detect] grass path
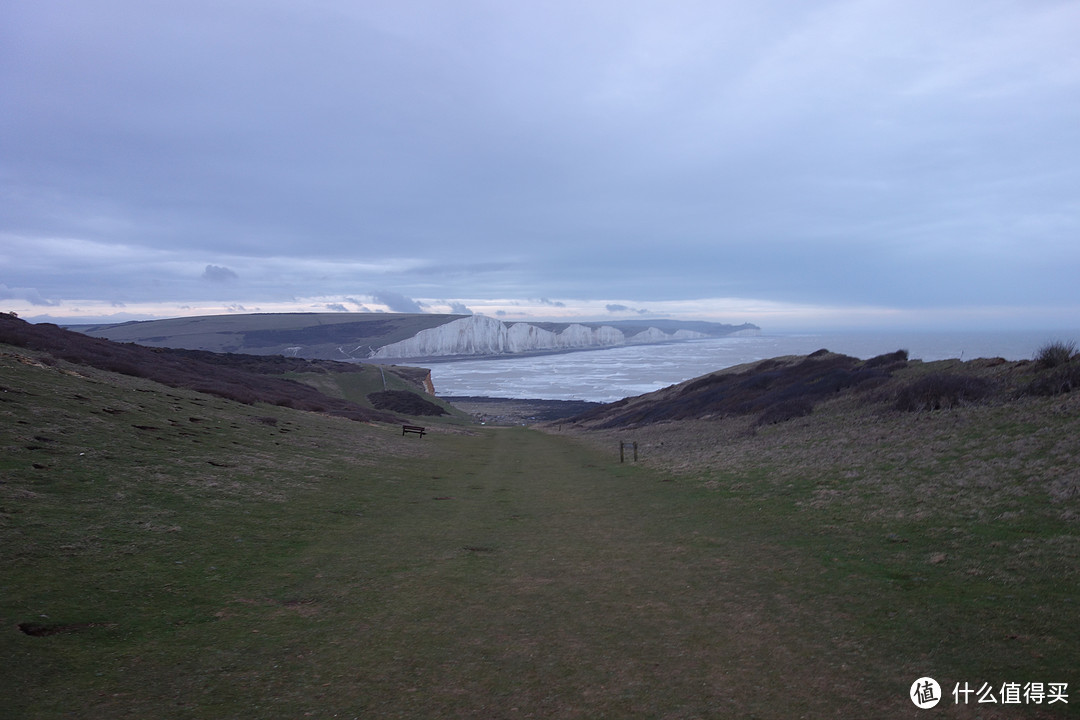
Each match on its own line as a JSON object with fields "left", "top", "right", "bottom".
{"left": 255, "top": 427, "right": 892, "bottom": 718}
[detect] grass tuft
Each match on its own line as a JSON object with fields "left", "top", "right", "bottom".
{"left": 1034, "top": 339, "right": 1077, "bottom": 369}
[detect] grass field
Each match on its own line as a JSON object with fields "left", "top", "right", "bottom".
{"left": 2, "top": 345, "right": 1076, "bottom": 718}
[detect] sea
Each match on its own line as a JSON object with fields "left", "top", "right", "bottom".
{"left": 430, "top": 329, "right": 1080, "bottom": 403}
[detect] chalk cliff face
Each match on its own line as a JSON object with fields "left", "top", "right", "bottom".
{"left": 371, "top": 315, "right": 710, "bottom": 359}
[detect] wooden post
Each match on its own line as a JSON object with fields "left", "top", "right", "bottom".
{"left": 620, "top": 441, "right": 638, "bottom": 463}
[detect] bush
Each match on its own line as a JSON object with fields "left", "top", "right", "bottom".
{"left": 755, "top": 398, "right": 814, "bottom": 426}
{"left": 1025, "top": 364, "right": 1080, "bottom": 397}
{"left": 895, "top": 373, "right": 995, "bottom": 412}
{"left": 864, "top": 349, "right": 909, "bottom": 369}
{"left": 1034, "top": 340, "right": 1077, "bottom": 369}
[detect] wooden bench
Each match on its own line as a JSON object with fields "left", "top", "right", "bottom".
{"left": 402, "top": 424, "right": 426, "bottom": 437}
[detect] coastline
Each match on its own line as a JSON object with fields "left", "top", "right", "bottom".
{"left": 366, "top": 335, "right": 725, "bottom": 365}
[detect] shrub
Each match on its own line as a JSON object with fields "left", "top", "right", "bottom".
{"left": 1025, "top": 364, "right": 1080, "bottom": 397}
{"left": 755, "top": 398, "right": 814, "bottom": 426}
{"left": 1034, "top": 340, "right": 1077, "bottom": 369}
{"left": 864, "top": 349, "right": 909, "bottom": 369}
{"left": 895, "top": 373, "right": 995, "bottom": 412}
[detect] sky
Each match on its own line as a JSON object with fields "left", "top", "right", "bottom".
{"left": 2, "top": 0, "right": 1079, "bottom": 331}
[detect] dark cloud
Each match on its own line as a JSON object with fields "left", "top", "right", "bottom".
{"left": 202, "top": 265, "right": 238, "bottom": 283}
{"left": 325, "top": 303, "right": 349, "bottom": 312}
{"left": 537, "top": 298, "right": 566, "bottom": 307}
{"left": 370, "top": 290, "right": 423, "bottom": 313}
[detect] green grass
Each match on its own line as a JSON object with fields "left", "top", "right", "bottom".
{"left": 2, "top": 347, "right": 1077, "bottom": 718}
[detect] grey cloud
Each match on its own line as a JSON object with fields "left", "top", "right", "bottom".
{"left": 325, "top": 303, "right": 349, "bottom": 312}
{"left": 1, "top": 2, "right": 1077, "bottom": 326}
{"left": 370, "top": 290, "right": 423, "bottom": 313}
{"left": 343, "top": 298, "right": 373, "bottom": 312}
{"left": 202, "top": 265, "right": 238, "bottom": 283}
{"left": 448, "top": 302, "right": 472, "bottom": 315}
{"left": 606, "top": 304, "right": 649, "bottom": 315}
{"left": 538, "top": 298, "right": 566, "bottom": 307}
{"left": 0, "top": 284, "right": 60, "bottom": 307}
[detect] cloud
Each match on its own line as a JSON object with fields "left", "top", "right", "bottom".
{"left": 370, "top": 290, "right": 423, "bottom": 313}
{"left": 325, "top": 303, "right": 349, "bottom": 312}
{"left": 202, "top": 265, "right": 239, "bottom": 283}
{"left": 0, "top": 284, "right": 60, "bottom": 307}
{"left": 1, "top": 2, "right": 1077, "bottom": 330}
{"left": 448, "top": 301, "right": 472, "bottom": 315}
{"left": 343, "top": 298, "right": 373, "bottom": 312}
{"left": 606, "top": 304, "right": 649, "bottom": 315}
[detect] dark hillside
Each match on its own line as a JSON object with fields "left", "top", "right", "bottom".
{"left": 0, "top": 314, "right": 402, "bottom": 423}
{"left": 565, "top": 343, "right": 1077, "bottom": 431}
{"left": 570, "top": 350, "right": 910, "bottom": 429}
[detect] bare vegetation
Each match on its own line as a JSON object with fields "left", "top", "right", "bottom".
{"left": 893, "top": 371, "right": 995, "bottom": 411}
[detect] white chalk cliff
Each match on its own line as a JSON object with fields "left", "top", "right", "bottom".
{"left": 371, "top": 315, "right": 709, "bottom": 359}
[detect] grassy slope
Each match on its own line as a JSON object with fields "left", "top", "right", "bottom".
{"left": 2, "top": 345, "right": 1077, "bottom": 718}
{"left": 556, "top": 358, "right": 1080, "bottom": 716}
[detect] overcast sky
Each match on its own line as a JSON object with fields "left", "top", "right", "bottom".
{"left": 2, "top": 0, "right": 1078, "bottom": 330}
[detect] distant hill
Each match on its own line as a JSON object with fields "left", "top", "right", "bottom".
{"left": 70, "top": 312, "right": 760, "bottom": 361}
{"left": 70, "top": 313, "right": 459, "bottom": 361}
{"left": 0, "top": 313, "right": 454, "bottom": 423}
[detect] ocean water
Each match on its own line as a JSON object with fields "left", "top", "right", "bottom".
{"left": 430, "top": 329, "right": 1080, "bottom": 403}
